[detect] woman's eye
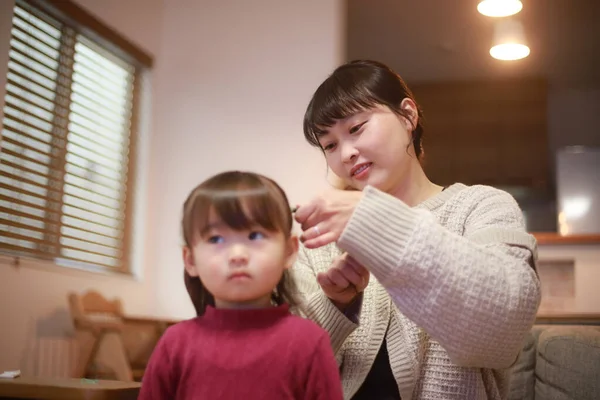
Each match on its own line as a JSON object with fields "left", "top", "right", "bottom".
{"left": 248, "top": 231, "right": 265, "bottom": 240}
{"left": 349, "top": 121, "right": 367, "bottom": 134}
{"left": 322, "top": 142, "right": 337, "bottom": 152}
{"left": 207, "top": 235, "right": 223, "bottom": 244}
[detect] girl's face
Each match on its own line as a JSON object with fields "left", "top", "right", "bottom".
{"left": 317, "top": 101, "right": 419, "bottom": 194}
{"left": 183, "top": 208, "right": 298, "bottom": 309}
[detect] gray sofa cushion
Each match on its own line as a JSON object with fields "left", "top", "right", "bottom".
{"left": 509, "top": 326, "right": 544, "bottom": 400}
{"left": 535, "top": 326, "right": 600, "bottom": 400}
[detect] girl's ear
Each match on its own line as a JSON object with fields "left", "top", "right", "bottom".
{"left": 183, "top": 246, "right": 199, "bottom": 277}
{"left": 283, "top": 235, "right": 299, "bottom": 270}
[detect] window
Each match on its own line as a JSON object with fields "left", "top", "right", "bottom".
{"left": 0, "top": 0, "right": 152, "bottom": 273}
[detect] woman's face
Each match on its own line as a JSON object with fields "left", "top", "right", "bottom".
{"left": 317, "top": 100, "right": 419, "bottom": 194}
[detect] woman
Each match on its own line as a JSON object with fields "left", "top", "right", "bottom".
{"left": 292, "top": 60, "right": 541, "bottom": 400}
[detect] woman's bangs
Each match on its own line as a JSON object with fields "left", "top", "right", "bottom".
{"left": 304, "top": 75, "right": 380, "bottom": 147}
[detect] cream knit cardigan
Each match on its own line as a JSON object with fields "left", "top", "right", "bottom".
{"left": 292, "top": 183, "right": 541, "bottom": 400}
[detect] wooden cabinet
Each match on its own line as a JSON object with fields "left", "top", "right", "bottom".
{"left": 411, "top": 79, "right": 549, "bottom": 189}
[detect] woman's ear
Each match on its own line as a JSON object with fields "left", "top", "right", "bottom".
{"left": 182, "top": 246, "right": 199, "bottom": 277}
{"left": 283, "top": 235, "right": 299, "bottom": 270}
{"left": 400, "top": 98, "right": 419, "bottom": 130}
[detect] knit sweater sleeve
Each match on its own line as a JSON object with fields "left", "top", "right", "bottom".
{"left": 291, "top": 244, "right": 358, "bottom": 356}
{"left": 338, "top": 185, "right": 541, "bottom": 369}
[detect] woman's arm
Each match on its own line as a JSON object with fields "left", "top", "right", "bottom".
{"left": 292, "top": 245, "right": 359, "bottom": 356}
{"left": 338, "top": 185, "right": 541, "bottom": 369}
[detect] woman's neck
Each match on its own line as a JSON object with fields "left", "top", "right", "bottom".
{"left": 389, "top": 160, "right": 443, "bottom": 207}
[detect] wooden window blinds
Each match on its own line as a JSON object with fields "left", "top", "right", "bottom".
{"left": 0, "top": 0, "right": 152, "bottom": 273}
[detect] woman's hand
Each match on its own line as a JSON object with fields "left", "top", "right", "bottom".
{"left": 295, "top": 189, "right": 363, "bottom": 249}
{"left": 317, "top": 253, "right": 369, "bottom": 311}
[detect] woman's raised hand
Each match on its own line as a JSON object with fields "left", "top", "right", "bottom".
{"left": 294, "top": 189, "right": 363, "bottom": 248}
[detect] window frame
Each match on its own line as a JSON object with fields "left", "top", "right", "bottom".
{"left": 0, "top": 0, "right": 153, "bottom": 275}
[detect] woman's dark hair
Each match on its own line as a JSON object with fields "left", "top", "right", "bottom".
{"left": 303, "top": 59, "right": 425, "bottom": 159}
{"left": 182, "top": 171, "right": 299, "bottom": 316}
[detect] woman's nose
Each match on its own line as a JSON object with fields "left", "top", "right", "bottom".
{"left": 340, "top": 142, "right": 359, "bottom": 163}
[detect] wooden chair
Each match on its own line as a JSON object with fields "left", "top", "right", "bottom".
{"left": 68, "top": 291, "right": 173, "bottom": 382}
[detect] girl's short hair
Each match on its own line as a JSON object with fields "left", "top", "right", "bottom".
{"left": 181, "top": 171, "right": 299, "bottom": 316}
{"left": 303, "top": 59, "right": 425, "bottom": 159}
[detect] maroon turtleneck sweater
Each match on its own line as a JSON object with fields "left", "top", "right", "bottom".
{"left": 138, "top": 304, "right": 343, "bottom": 400}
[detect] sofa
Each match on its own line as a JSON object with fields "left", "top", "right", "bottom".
{"left": 509, "top": 324, "right": 600, "bottom": 400}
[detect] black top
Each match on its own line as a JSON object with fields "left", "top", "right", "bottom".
{"left": 351, "top": 338, "right": 401, "bottom": 400}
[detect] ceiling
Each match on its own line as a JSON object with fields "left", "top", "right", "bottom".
{"left": 347, "top": 0, "right": 600, "bottom": 85}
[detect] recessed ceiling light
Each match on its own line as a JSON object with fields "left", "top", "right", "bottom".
{"left": 490, "top": 43, "right": 530, "bottom": 60}
{"left": 490, "top": 19, "right": 530, "bottom": 60}
{"left": 477, "top": 0, "right": 523, "bottom": 17}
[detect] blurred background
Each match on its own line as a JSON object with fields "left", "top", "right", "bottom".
{"left": 348, "top": 0, "right": 600, "bottom": 233}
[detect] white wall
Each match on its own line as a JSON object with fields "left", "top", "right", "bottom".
{"left": 148, "top": 0, "right": 345, "bottom": 318}
{"left": 0, "top": 0, "right": 344, "bottom": 373}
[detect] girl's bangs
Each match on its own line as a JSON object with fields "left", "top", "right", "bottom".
{"left": 209, "top": 187, "right": 284, "bottom": 233}
{"left": 184, "top": 178, "right": 291, "bottom": 242}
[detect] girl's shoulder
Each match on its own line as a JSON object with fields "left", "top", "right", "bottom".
{"left": 159, "top": 317, "right": 203, "bottom": 342}
{"left": 281, "top": 312, "right": 331, "bottom": 343}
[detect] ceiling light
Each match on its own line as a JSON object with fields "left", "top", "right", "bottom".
{"left": 477, "top": 0, "right": 523, "bottom": 17}
{"left": 490, "top": 19, "right": 530, "bottom": 60}
{"left": 490, "top": 43, "right": 530, "bottom": 60}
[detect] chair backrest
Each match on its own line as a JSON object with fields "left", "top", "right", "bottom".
{"left": 68, "top": 291, "right": 124, "bottom": 328}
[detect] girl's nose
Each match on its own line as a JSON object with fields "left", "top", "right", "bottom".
{"left": 228, "top": 245, "right": 249, "bottom": 267}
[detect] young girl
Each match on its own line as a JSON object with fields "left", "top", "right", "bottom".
{"left": 139, "top": 171, "right": 343, "bottom": 400}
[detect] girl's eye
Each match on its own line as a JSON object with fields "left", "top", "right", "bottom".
{"left": 207, "top": 235, "right": 223, "bottom": 244}
{"left": 248, "top": 231, "right": 265, "bottom": 240}
{"left": 349, "top": 120, "right": 367, "bottom": 134}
